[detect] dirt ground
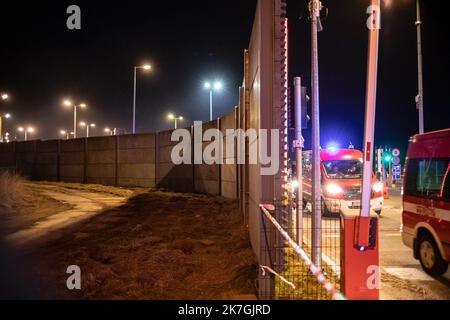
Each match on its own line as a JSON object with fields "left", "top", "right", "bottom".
{"left": 1, "top": 183, "right": 257, "bottom": 300}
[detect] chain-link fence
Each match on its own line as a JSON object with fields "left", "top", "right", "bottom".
{"left": 259, "top": 199, "right": 342, "bottom": 300}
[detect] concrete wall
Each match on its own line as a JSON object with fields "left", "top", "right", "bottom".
{"left": 86, "top": 136, "right": 116, "bottom": 185}
{"left": 15, "top": 141, "right": 38, "bottom": 179}
{"left": 0, "top": 142, "right": 15, "bottom": 170}
{"left": 35, "top": 140, "right": 59, "bottom": 181}
{"left": 194, "top": 120, "right": 220, "bottom": 195}
{"left": 118, "top": 134, "right": 156, "bottom": 188}
{"left": 157, "top": 129, "right": 194, "bottom": 192}
{"left": 59, "top": 138, "right": 85, "bottom": 183}
{"left": 221, "top": 108, "right": 239, "bottom": 199}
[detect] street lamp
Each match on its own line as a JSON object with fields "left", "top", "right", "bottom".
{"left": 63, "top": 100, "right": 87, "bottom": 139}
{"left": 0, "top": 113, "right": 11, "bottom": 143}
{"left": 104, "top": 127, "right": 116, "bottom": 136}
{"left": 18, "top": 126, "right": 34, "bottom": 141}
{"left": 79, "top": 121, "right": 96, "bottom": 138}
{"left": 167, "top": 113, "right": 183, "bottom": 129}
{"left": 1, "top": 93, "right": 9, "bottom": 101}
{"left": 60, "top": 130, "right": 70, "bottom": 140}
{"left": 132, "top": 64, "right": 152, "bottom": 134}
{"left": 204, "top": 81, "right": 223, "bottom": 121}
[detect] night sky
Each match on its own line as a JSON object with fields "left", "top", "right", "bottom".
{"left": 0, "top": 0, "right": 448, "bottom": 156}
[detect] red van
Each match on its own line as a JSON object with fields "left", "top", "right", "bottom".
{"left": 302, "top": 148, "right": 384, "bottom": 215}
{"left": 402, "top": 129, "right": 450, "bottom": 276}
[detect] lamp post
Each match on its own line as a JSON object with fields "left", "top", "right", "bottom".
{"left": 79, "top": 122, "right": 96, "bottom": 138}
{"left": 204, "top": 81, "right": 223, "bottom": 121}
{"left": 18, "top": 126, "right": 34, "bottom": 141}
{"left": 0, "top": 113, "right": 11, "bottom": 143}
{"left": 167, "top": 114, "right": 183, "bottom": 129}
{"left": 132, "top": 64, "right": 152, "bottom": 134}
{"left": 63, "top": 100, "right": 87, "bottom": 139}
{"left": 415, "top": 0, "right": 424, "bottom": 134}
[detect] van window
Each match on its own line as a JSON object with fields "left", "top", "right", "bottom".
{"left": 322, "top": 160, "right": 362, "bottom": 179}
{"left": 405, "top": 158, "right": 450, "bottom": 199}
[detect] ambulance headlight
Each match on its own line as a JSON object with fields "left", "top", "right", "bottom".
{"left": 372, "top": 182, "right": 383, "bottom": 193}
{"left": 326, "top": 184, "right": 343, "bottom": 195}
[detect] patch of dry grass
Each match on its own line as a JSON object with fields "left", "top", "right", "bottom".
{"left": 26, "top": 190, "right": 258, "bottom": 299}
{"left": 33, "top": 181, "right": 139, "bottom": 198}
{"left": 0, "top": 171, "right": 28, "bottom": 214}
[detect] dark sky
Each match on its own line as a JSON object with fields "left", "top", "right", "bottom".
{"left": 0, "top": 0, "right": 448, "bottom": 156}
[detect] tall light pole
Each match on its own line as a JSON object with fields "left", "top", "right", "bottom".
{"left": 415, "top": 0, "right": 424, "bottom": 134}
{"left": 63, "top": 100, "right": 87, "bottom": 139}
{"left": 167, "top": 113, "right": 183, "bottom": 129}
{"left": 0, "top": 113, "right": 11, "bottom": 143}
{"left": 204, "top": 81, "right": 223, "bottom": 121}
{"left": 309, "top": 0, "right": 323, "bottom": 267}
{"left": 132, "top": 64, "right": 152, "bottom": 134}
{"left": 79, "top": 122, "right": 96, "bottom": 138}
{"left": 18, "top": 126, "right": 34, "bottom": 141}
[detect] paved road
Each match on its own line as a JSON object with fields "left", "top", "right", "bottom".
{"left": 379, "top": 190, "right": 450, "bottom": 299}
{"left": 301, "top": 190, "right": 450, "bottom": 299}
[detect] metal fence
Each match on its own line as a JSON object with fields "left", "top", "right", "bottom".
{"left": 260, "top": 199, "right": 342, "bottom": 300}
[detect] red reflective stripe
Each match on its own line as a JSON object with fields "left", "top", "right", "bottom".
{"left": 366, "top": 142, "right": 371, "bottom": 161}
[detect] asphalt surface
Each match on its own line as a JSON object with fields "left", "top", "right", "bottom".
{"left": 379, "top": 189, "right": 450, "bottom": 299}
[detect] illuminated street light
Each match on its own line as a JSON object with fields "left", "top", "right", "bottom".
{"left": 1, "top": 93, "right": 9, "bottom": 101}
{"left": 0, "top": 113, "right": 12, "bottom": 143}
{"left": 18, "top": 126, "right": 34, "bottom": 141}
{"left": 60, "top": 130, "right": 70, "bottom": 140}
{"left": 132, "top": 63, "right": 152, "bottom": 134}
{"left": 204, "top": 80, "right": 223, "bottom": 121}
{"left": 104, "top": 127, "right": 116, "bottom": 136}
{"left": 79, "top": 121, "right": 96, "bottom": 137}
{"left": 63, "top": 99, "right": 87, "bottom": 138}
{"left": 167, "top": 113, "right": 183, "bottom": 129}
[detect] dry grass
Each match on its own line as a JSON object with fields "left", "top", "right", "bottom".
{"left": 33, "top": 181, "right": 140, "bottom": 198}
{"left": 0, "top": 174, "right": 72, "bottom": 234}
{"left": 25, "top": 190, "right": 257, "bottom": 299}
{"left": 0, "top": 171, "right": 28, "bottom": 214}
